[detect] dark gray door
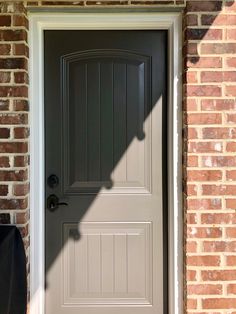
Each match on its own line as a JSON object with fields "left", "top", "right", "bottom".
{"left": 44, "top": 30, "right": 167, "bottom": 314}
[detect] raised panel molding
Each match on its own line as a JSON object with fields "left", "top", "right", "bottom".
{"left": 61, "top": 49, "right": 152, "bottom": 195}
{"left": 62, "top": 222, "right": 152, "bottom": 306}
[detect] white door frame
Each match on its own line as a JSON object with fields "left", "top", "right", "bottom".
{"left": 29, "top": 12, "right": 183, "bottom": 314}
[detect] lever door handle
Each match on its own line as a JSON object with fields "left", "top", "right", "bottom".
{"left": 47, "top": 194, "right": 68, "bottom": 212}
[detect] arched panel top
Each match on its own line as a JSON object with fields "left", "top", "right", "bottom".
{"left": 61, "top": 49, "right": 151, "bottom": 67}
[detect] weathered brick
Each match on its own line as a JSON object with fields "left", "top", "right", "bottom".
{"left": 0, "top": 142, "right": 28, "bottom": 153}
{"left": 0, "top": 44, "right": 11, "bottom": 55}
{"left": 0, "top": 29, "right": 27, "bottom": 41}
{"left": 0, "top": 198, "right": 27, "bottom": 210}
{"left": 0, "top": 170, "right": 27, "bottom": 181}
{"left": 186, "top": 29, "right": 222, "bottom": 40}
{"left": 0, "top": 15, "right": 11, "bottom": 26}
{"left": 0, "top": 113, "right": 28, "bottom": 124}
{"left": 0, "top": 58, "right": 27, "bottom": 70}
{"left": 187, "top": 57, "right": 222, "bottom": 68}
{"left": 187, "top": 227, "right": 222, "bottom": 238}
{"left": 187, "top": 284, "right": 222, "bottom": 295}
{"left": 186, "top": 113, "right": 222, "bottom": 124}
{"left": 187, "top": 198, "right": 222, "bottom": 210}
{"left": 0, "top": 128, "right": 10, "bottom": 139}
{"left": 187, "top": 255, "right": 220, "bottom": 266}
{"left": 202, "top": 270, "right": 236, "bottom": 281}
{"left": 188, "top": 142, "right": 223, "bottom": 153}
{"left": 202, "top": 298, "right": 236, "bottom": 309}
{"left": 187, "top": 170, "right": 222, "bottom": 181}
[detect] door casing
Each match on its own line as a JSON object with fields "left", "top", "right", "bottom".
{"left": 29, "top": 11, "right": 183, "bottom": 314}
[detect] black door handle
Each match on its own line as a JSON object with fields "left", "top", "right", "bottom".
{"left": 47, "top": 194, "right": 68, "bottom": 212}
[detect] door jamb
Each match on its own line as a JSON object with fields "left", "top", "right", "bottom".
{"left": 29, "top": 12, "right": 183, "bottom": 314}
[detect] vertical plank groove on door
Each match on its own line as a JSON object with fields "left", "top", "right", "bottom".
{"left": 113, "top": 63, "right": 127, "bottom": 182}
{"left": 126, "top": 64, "right": 139, "bottom": 182}
{"left": 98, "top": 63, "right": 101, "bottom": 181}
{"left": 114, "top": 234, "right": 127, "bottom": 293}
{"left": 85, "top": 64, "right": 88, "bottom": 182}
{"left": 125, "top": 64, "right": 128, "bottom": 181}
{"left": 87, "top": 63, "right": 100, "bottom": 181}
{"left": 70, "top": 64, "right": 88, "bottom": 183}
{"left": 101, "top": 62, "right": 113, "bottom": 183}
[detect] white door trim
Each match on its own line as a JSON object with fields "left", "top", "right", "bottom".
{"left": 29, "top": 12, "right": 183, "bottom": 314}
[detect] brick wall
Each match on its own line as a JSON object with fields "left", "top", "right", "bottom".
{"left": 1, "top": 0, "right": 236, "bottom": 313}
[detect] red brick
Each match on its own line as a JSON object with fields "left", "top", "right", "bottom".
{"left": 202, "top": 213, "right": 236, "bottom": 224}
{"left": 0, "top": 100, "right": 9, "bottom": 111}
{"left": 201, "top": 43, "right": 236, "bottom": 54}
{"left": 226, "top": 199, "right": 236, "bottom": 209}
{"left": 13, "top": 15, "right": 29, "bottom": 28}
{"left": 201, "top": 14, "right": 236, "bottom": 26}
{"left": 0, "top": 156, "right": 10, "bottom": 168}
{"left": 14, "top": 127, "right": 29, "bottom": 139}
{"left": 13, "top": 44, "right": 29, "bottom": 57}
{"left": 186, "top": 156, "right": 198, "bottom": 167}
{"left": 226, "top": 86, "right": 236, "bottom": 97}
{"left": 0, "top": 185, "right": 8, "bottom": 196}
{"left": 226, "top": 228, "right": 236, "bottom": 238}
{"left": 0, "top": 170, "right": 27, "bottom": 181}
{"left": 188, "top": 142, "right": 223, "bottom": 153}
{"left": 184, "top": 127, "right": 198, "bottom": 139}
{"left": 184, "top": 42, "right": 198, "bottom": 55}
{"left": 201, "top": 99, "right": 236, "bottom": 111}
{"left": 186, "top": 85, "right": 221, "bottom": 97}
{"left": 226, "top": 57, "right": 236, "bottom": 68}
{"left": 187, "top": 255, "right": 220, "bottom": 266}
{"left": 0, "top": 113, "right": 28, "bottom": 124}
{"left": 187, "top": 227, "right": 222, "bottom": 238}
{"left": 202, "top": 270, "right": 236, "bottom": 281}
{"left": 15, "top": 211, "right": 29, "bottom": 224}
{"left": 183, "top": 99, "right": 198, "bottom": 111}
{"left": 201, "top": 71, "right": 236, "bottom": 83}
{"left": 13, "top": 183, "right": 29, "bottom": 196}
{"left": 202, "top": 185, "right": 236, "bottom": 195}
{"left": 14, "top": 156, "right": 28, "bottom": 167}
{"left": 0, "top": 15, "right": 11, "bottom": 26}
{"left": 0, "top": 44, "right": 11, "bottom": 55}
{"left": 187, "top": 170, "right": 222, "bottom": 181}
{"left": 186, "top": 14, "right": 198, "bottom": 26}
{"left": 202, "top": 128, "right": 236, "bottom": 139}
{"left": 187, "top": 270, "right": 196, "bottom": 281}
{"left": 226, "top": 29, "right": 236, "bottom": 40}
{"left": 186, "top": 113, "right": 222, "bottom": 124}
{"left": 186, "top": 241, "right": 197, "bottom": 253}
{"left": 202, "top": 156, "right": 236, "bottom": 167}
{"left": 187, "top": 213, "right": 197, "bottom": 224}
{"left": 187, "top": 198, "right": 222, "bottom": 210}
{"left": 0, "top": 128, "right": 10, "bottom": 139}
{"left": 226, "top": 256, "right": 236, "bottom": 266}
{"left": 187, "top": 299, "right": 197, "bottom": 310}
{"left": 203, "top": 241, "right": 236, "bottom": 252}
{"left": 186, "top": 1, "right": 223, "bottom": 12}
{"left": 184, "top": 71, "right": 198, "bottom": 83}
{"left": 14, "top": 72, "right": 29, "bottom": 84}
{"left": 0, "top": 86, "right": 28, "bottom": 97}
{"left": 227, "top": 284, "right": 236, "bottom": 295}
{"left": 0, "top": 142, "right": 28, "bottom": 154}
{"left": 0, "top": 71, "right": 10, "bottom": 83}
{"left": 185, "top": 185, "right": 198, "bottom": 197}
{"left": 186, "top": 29, "right": 222, "bottom": 40}
{"left": 187, "top": 57, "right": 222, "bottom": 68}
{"left": 187, "top": 284, "right": 222, "bottom": 295}
{"left": 0, "top": 198, "right": 27, "bottom": 210}
{"left": 202, "top": 298, "right": 236, "bottom": 309}
{"left": 0, "top": 29, "right": 27, "bottom": 41}
{"left": 0, "top": 213, "right": 10, "bottom": 224}
{"left": 226, "top": 170, "right": 236, "bottom": 181}
{"left": 13, "top": 100, "right": 29, "bottom": 111}
{"left": 0, "top": 58, "right": 27, "bottom": 70}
